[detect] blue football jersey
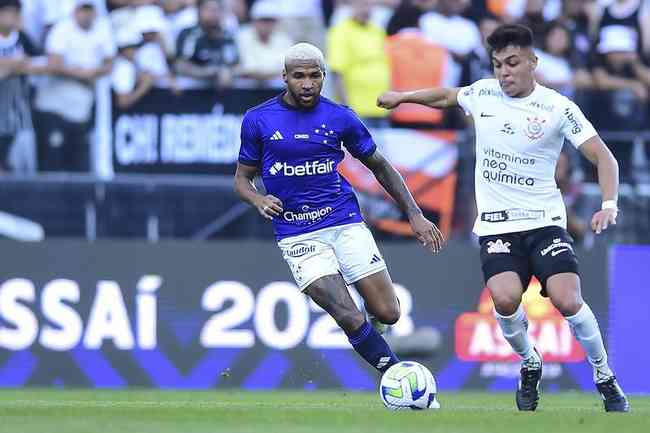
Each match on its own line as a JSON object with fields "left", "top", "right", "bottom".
{"left": 238, "top": 95, "right": 377, "bottom": 240}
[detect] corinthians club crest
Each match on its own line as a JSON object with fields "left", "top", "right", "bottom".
{"left": 524, "top": 116, "right": 546, "bottom": 140}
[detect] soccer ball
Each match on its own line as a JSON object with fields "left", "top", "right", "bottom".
{"left": 379, "top": 361, "right": 440, "bottom": 410}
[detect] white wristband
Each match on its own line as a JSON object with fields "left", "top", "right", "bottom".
{"left": 602, "top": 200, "right": 618, "bottom": 211}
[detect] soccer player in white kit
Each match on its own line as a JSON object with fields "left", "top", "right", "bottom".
{"left": 378, "top": 24, "right": 629, "bottom": 412}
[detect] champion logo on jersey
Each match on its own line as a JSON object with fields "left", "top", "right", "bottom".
{"left": 270, "top": 130, "right": 284, "bottom": 140}
{"left": 370, "top": 254, "right": 383, "bottom": 264}
{"left": 486, "top": 239, "right": 511, "bottom": 254}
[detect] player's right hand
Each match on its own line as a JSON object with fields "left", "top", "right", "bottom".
{"left": 255, "top": 195, "right": 283, "bottom": 220}
{"left": 377, "top": 91, "right": 404, "bottom": 110}
{"left": 409, "top": 213, "right": 445, "bottom": 254}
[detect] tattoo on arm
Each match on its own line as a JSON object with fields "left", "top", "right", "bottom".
{"left": 362, "top": 151, "right": 421, "bottom": 216}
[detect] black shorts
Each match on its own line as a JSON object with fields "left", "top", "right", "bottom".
{"left": 479, "top": 226, "right": 579, "bottom": 296}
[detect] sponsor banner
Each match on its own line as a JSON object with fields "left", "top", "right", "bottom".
{"left": 112, "top": 88, "right": 278, "bottom": 174}
{"left": 608, "top": 245, "right": 650, "bottom": 393}
{"left": 0, "top": 240, "right": 609, "bottom": 390}
{"left": 455, "top": 279, "right": 585, "bottom": 363}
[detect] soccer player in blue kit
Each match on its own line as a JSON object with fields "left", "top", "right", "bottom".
{"left": 235, "top": 43, "right": 444, "bottom": 373}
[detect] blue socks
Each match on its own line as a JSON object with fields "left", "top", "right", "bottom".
{"left": 347, "top": 320, "right": 399, "bottom": 372}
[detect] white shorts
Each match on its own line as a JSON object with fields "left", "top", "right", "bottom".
{"left": 278, "top": 222, "right": 388, "bottom": 291}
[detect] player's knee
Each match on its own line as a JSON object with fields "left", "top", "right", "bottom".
{"left": 491, "top": 293, "right": 521, "bottom": 316}
{"left": 375, "top": 303, "right": 400, "bottom": 325}
{"left": 552, "top": 296, "right": 582, "bottom": 316}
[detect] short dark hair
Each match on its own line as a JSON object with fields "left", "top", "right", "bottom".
{"left": 487, "top": 24, "right": 534, "bottom": 54}
{"left": 198, "top": 0, "right": 222, "bottom": 9}
{"left": 0, "top": 0, "right": 21, "bottom": 10}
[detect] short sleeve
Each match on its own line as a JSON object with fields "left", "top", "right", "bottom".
{"left": 45, "top": 23, "right": 67, "bottom": 55}
{"left": 560, "top": 98, "right": 597, "bottom": 148}
{"left": 456, "top": 82, "right": 477, "bottom": 116}
{"left": 176, "top": 28, "right": 194, "bottom": 61}
{"left": 238, "top": 112, "right": 262, "bottom": 166}
{"left": 341, "top": 108, "right": 377, "bottom": 159}
{"left": 111, "top": 61, "right": 136, "bottom": 94}
{"left": 326, "top": 23, "right": 348, "bottom": 74}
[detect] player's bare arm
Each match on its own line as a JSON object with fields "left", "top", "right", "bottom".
{"left": 376, "top": 87, "right": 461, "bottom": 110}
{"left": 361, "top": 150, "right": 444, "bottom": 253}
{"left": 234, "top": 162, "right": 283, "bottom": 220}
{"left": 579, "top": 136, "right": 620, "bottom": 234}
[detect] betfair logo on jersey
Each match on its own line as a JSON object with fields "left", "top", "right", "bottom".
{"left": 563, "top": 107, "right": 583, "bottom": 134}
{"left": 269, "top": 159, "right": 335, "bottom": 176}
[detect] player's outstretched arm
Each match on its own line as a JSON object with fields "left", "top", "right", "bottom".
{"left": 377, "top": 87, "right": 461, "bottom": 110}
{"left": 234, "top": 163, "right": 283, "bottom": 220}
{"left": 579, "top": 136, "right": 620, "bottom": 234}
{"left": 361, "top": 150, "right": 444, "bottom": 253}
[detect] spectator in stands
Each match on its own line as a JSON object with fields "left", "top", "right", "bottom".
{"left": 21, "top": 0, "right": 108, "bottom": 48}
{"left": 464, "top": 13, "right": 501, "bottom": 85}
{"left": 419, "top": 0, "right": 481, "bottom": 87}
{"left": 486, "top": 0, "right": 561, "bottom": 25}
{"left": 112, "top": 26, "right": 154, "bottom": 108}
{"left": 162, "top": 0, "right": 198, "bottom": 46}
{"left": 535, "top": 21, "right": 575, "bottom": 96}
{"left": 272, "top": 0, "right": 326, "bottom": 48}
{"left": 386, "top": 0, "right": 436, "bottom": 36}
{"left": 175, "top": 0, "right": 239, "bottom": 90}
{"left": 234, "top": 0, "right": 292, "bottom": 88}
{"left": 594, "top": 0, "right": 650, "bottom": 57}
{"left": 109, "top": 0, "right": 161, "bottom": 39}
{"left": 592, "top": 25, "right": 650, "bottom": 182}
{"left": 134, "top": 5, "right": 180, "bottom": 91}
{"left": 33, "top": 0, "right": 116, "bottom": 172}
{"left": 327, "top": 0, "right": 390, "bottom": 127}
{"left": 558, "top": 0, "right": 597, "bottom": 92}
{"left": 0, "top": 0, "right": 47, "bottom": 174}
{"left": 329, "top": 0, "right": 399, "bottom": 29}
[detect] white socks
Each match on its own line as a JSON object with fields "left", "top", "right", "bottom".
{"left": 496, "top": 302, "right": 613, "bottom": 381}
{"left": 565, "top": 303, "right": 613, "bottom": 383}
{"left": 495, "top": 304, "right": 539, "bottom": 365}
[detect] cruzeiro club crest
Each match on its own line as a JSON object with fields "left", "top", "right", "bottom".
{"left": 524, "top": 116, "right": 546, "bottom": 140}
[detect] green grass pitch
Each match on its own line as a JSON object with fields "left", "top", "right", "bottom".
{"left": 0, "top": 390, "right": 648, "bottom": 433}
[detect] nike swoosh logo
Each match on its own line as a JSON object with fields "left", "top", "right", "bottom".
{"left": 481, "top": 113, "right": 495, "bottom": 117}
{"left": 551, "top": 248, "right": 569, "bottom": 257}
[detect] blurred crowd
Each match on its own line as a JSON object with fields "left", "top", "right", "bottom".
{"left": 1, "top": 0, "right": 650, "bottom": 188}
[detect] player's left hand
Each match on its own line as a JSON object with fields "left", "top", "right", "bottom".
{"left": 409, "top": 213, "right": 445, "bottom": 253}
{"left": 591, "top": 208, "right": 617, "bottom": 234}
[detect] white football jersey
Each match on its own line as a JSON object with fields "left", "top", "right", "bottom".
{"left": 457, "top": 79, "right": 597, "bottom": 236}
